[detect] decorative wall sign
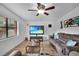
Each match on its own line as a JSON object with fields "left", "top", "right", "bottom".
{"left": 64, "top": 16, "right": 79, "bottom": 28}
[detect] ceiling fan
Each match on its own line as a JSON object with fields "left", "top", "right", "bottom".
{"left": 28, "top": 3, "right": 55, "bottom": 16}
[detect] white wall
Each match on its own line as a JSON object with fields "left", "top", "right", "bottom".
{"left": 54, "top": 6, "right": 79, "bottom": 34}
{"left": 0, "top": 4, "right": 26, "bottom": 55}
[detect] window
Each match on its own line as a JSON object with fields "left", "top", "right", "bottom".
{"left": 0, "top": 17, "right": 6, "bottom": 39}
{"left": 0, "top": 16, "right": 17, "bottom": 40}
{"left": 8, "top": 18, "right": 17, "bottom": 37}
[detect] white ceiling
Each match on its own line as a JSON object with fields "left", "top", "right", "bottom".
{"left": 2, "top": 3, "right": 79, "bottom": 22}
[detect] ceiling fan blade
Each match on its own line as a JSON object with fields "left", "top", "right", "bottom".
{"left": 37, "top": 3, "right": 41, "bottom": 6}
{"left": 45, "top": 6, "right": 55, "bottom": 11}
{"left": 28, "top": 9, "right": 37, "bottom": 11}
{"left": 44, "top": 12, "right": 49, "bottom": 15}
{"left": 36, "top": 13, "right": 39, "bottom": 16}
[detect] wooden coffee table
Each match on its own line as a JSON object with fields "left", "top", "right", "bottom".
{"left": 26, "top": 41, "right": 40, "bottom": 54}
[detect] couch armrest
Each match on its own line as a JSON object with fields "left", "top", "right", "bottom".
{"left": 69, "top": 51, "right": 79, "bottom": 56}
{"left": 8, "top": 50, "right": 22, "bottom": 56}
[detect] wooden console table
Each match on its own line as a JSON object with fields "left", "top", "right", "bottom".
{"left": 30, "top": 36, "right": 43, "bottom": 41}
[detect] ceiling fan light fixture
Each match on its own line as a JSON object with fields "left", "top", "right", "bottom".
{"left": 37, "top": 9, "right": 45, "bottom": 14}
{"left": 28, "top": 3, "right": 55, "bottom": 16}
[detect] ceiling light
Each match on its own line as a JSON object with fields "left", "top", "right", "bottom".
{"left": 37, "top": 10, "right": 45, "bottom": 14}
